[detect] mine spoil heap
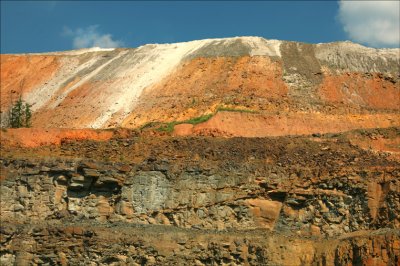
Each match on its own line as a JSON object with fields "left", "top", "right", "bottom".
{"left": 1, "top": 37, "right": 400, "bottom": 265}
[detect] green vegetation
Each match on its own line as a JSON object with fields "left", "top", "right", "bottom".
{"left": 150, "top": 106, "right": 257, "bottom": 133}
{"left": 216, "top": 106, "right": 259, "bottom": 114}
{"left": 7, "top": 96, "right": 32, "bottom": 128}
{"left": 184, "top": 114, "right": 213, "bottom": 124}
{"left": 157, "top": 122, "right": 178, "bottom": 133}
{"left": 157, "top": 114, "right": 213, "bottom": 133}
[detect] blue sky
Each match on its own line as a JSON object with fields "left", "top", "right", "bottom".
{"left": 1, "top": 1, "right": 399, "bottom": 53}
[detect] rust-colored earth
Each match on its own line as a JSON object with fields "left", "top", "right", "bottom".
{"left": 31, "top": 81, "right": 106, "bottom": 128}
{"left": 0, "top": 54, "right": 59, "bottom": 110}
{"left": 347, "top": 131, "right": 400, "bottom": 161}
{"left": 319, "top": 72, "right": 400, "bottom": 110}
{"left": 174, "top": 112, "right": 400, "bottom": 137}
{"left": 0, "top": 128, "right": 113, "bottom": 148}
{"left": 122, "top": 56, "right": 288, "bottom": 127}
{"left": 1, "top": 40, "right": 399, "bottom": 132}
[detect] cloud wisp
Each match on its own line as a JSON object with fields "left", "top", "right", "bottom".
{"left": 338, "top": 0, "right": 400, "bottom": 48}
{"left": 63, "top": 25, "right": 124, "bottom": 49}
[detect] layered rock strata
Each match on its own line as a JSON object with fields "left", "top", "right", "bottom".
{"left": 1, "top": 129, "right": 399, "bottom": 265}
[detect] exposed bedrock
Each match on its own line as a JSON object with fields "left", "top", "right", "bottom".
{"left": 1, "top": 223, "right": 398, "bottom": 266}
{"left": 1, "top": 157, "right": 399, "bottom": 234}
{"left": 1, "top": 134, "right": 399, "bottom": 265}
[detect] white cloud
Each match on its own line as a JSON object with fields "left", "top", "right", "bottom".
{"left": 338, "top": 0, "right": 400, "bottom": 47}
{"left": 63, "top": 25, "right": 124, "bottom": 49}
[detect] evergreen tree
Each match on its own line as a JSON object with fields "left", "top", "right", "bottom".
{"left": 24, "top": 102, "right": 32, "bottom": 127}
{"left": 8, "top": 96, "right": 32, "bottom": 128}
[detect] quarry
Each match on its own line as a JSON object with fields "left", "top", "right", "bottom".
{"left": 0, "top": 37, "right": 399, "bottom": 265}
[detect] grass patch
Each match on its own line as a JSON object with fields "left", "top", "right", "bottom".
{"left": 157, "top": 122, "right": 178, "bottom": 133}
{"left": 156, "top": 114, "right": 214, "bottom": 133}
{"left": 184, "top": 114, "right": 213, "bottom": 125}
{"left": 216, "top": 106, "right": 258, "bottom": 114}
{"left": 153, "top": 106, "right": 258, "bottom": 133}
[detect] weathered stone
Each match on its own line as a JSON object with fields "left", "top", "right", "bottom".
{"left": 245, "top": 199, "right": 283, "bottom": 229}
{"left": 82, "top": 168, "right": 101, "bottom": 177}
{"left": 80, "top": 161, "right": 100, "bottom": 169}
{"left": 50, "top": 164, "right": 74, "bottom": 173}
{"left": 1, "top": 128, "right": 399, "bottom": 265}
{"left": 94, "top": 176, "right": 120, "bottom": 186}
{"left": 123, "top": 171, "right": 170, "bottom": 214}
{"left": 13, "top": 203, "right": 25, "bottom": 211}
{"left": 116, "top": 164, "right": 131, "bottom": 173}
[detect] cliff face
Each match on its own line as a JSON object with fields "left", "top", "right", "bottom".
{"left": 1, "top": 37, "right": 400, "bottom": 265}
{"left": 1, "top": 37, "right": 399, "bottom": 135}
{"left": 1, "top": 128, "right": 400, "bottom": 265}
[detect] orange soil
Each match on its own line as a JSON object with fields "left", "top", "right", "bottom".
{"left": 349, "top": 135, "right": 400, "bottom": 161}
{"left": 122, "top": 56, "right": 288, "bottom": 127}
{"left": 31, "top": 82, "right": 105, "bottom": 128}
{"left": 0, "top": 55, "right": 60, "bottom": 110}
{"left": 1, "top": 54, "right": 398, "bottom": 133}
{"left": 0, "top": 128, "right": 113, "bottom": 148}
{"left": 174, "top": 112, "right": 400, "bottom": 137}
{"left": 319, "top": 72, "right": 400, "bottom": 110}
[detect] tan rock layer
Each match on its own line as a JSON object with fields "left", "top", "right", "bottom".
{"left": 1, "top": 131, "right": 400, "bottom": 265}
{"left": 1, "top": 222, "right": 398, "bottom": 265}
{"left": 1, "top": 127, "right": 400, "bottom": 264}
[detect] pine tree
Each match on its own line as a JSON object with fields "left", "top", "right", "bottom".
{"left": 8, "top": 96, "right": 32, "bottom": 128}
{"left": 24, "top": 102, "right": 32, "bottom": 127}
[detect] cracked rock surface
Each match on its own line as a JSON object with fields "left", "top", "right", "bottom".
{"left": 1, "top": 128, "right": 399, "bottom": 265}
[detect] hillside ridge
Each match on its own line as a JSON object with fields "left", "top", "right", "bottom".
{"left": 3, "top": 36, "right": 400, "bottom": 56}
{"left": 1, "top": 36, "right": 399, "bottom": 133}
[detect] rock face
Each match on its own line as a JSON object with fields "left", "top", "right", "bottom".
{"left": 1, "top": 37, "right": 399, "bottom": 135}
{"left": 1, "top": 37, "right": 399, "bottom": 265}
{"left": 1, "top": 129, "right": 399, "bottom": 265}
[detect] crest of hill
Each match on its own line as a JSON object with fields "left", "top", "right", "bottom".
{"left": 4, "top": 36, "right": 399, "bottom": 59}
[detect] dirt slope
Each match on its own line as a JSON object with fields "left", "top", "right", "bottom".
{"left": 1, "top": 37, "right": 399, "bottom": 137}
